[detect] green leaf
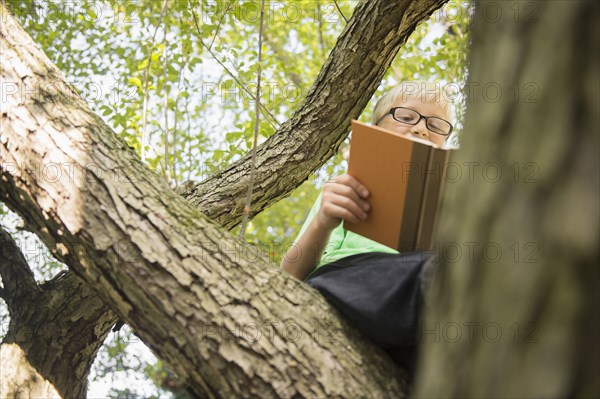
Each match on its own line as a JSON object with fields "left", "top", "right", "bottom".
{"left": 137, "top": 59, "right": 149, "bottom": 70}
{"left": 201, "top": 24, "right": 216, "bottom": 36}
{"left": 128, "top": 77, "right": 142, "bottom": 88}
{"left": 100, "top": 105, "right": 112, "bottom": 116}
{"left": 225, "top": 131, "right": 243, "bottom": 142}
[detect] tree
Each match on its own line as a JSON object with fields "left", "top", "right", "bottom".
{"left": 414, "top": 1, "right": 599, "bottom": 398}
{"left": 0, "top": 226, "right": 116, "bottom": 398}
{"left": 0, "top": 0, "right": 451, "bottom": 397}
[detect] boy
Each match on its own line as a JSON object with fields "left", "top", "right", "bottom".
{"left": 279, "top": 81, "right": 452, "bottom": 372}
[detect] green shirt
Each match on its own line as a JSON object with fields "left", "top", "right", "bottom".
{"left": 294, "top": 192, "right": 399, "bottom": 280}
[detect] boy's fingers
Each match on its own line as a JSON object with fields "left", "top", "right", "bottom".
{"left": 329, "top": 192, "right": 368, "bottom": 221}
{"left": 322, "top": 191, "right": 365, "bottom": 222}
{"left": 328, "top": 182, "right": 370, "bottom": 212}
{"left": 327, "top": 202, "right": 365, "bottom": 224}
{"left": 341, "top": 174, "right": 369, "bottom": 198}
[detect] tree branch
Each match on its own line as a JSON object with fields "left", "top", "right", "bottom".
{"left": 238, "top": 0, "right": 266, "bottom": 239}
{"left": 0, "top": 225, "right": 117, "bottom": 397}
{"left": 141, "top": 0, "right": 169, "bottom": 162}
{"left": 333, "top": 0, "right": 349, "bottom": 24}
{"left": 208, "top": 0, "right": 234, "bottom": 52}
{"left": 2, "top": 268, "right": 117, "bottom": 398}
{"left": 0, "top": 225, "right": 40, "bottom": 312}
{"left": 181, "top": 0, "right": 449, "bottom": 230}
{"left": 163, "top": 16, "right": 171, "bottom": 183}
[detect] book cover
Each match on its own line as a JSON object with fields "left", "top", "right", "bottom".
{"left": 343, "top": 120, "right": 452, "bottom": 252}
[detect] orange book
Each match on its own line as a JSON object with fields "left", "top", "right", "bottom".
{"left": 343, "top": 120, "right": 452, "bottom": 252}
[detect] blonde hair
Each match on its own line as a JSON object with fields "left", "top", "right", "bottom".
{"left": 371, "top": 80, "right": 452, "bottom": 125}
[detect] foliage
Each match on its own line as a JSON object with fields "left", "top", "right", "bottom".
{"left": 2, "top": 0, "right": 472, "bottom": 396}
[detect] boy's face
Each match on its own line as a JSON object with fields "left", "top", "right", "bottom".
{"left": 377, "top": 97, "right": 450, "bottom": 147}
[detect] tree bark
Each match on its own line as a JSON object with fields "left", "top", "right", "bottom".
{"left": 0, "top": 227, "right": 118, "bottom": 399}
{"left": 0, "top": 1, "right": 434, "bottom": 396}
{"left": 179, "top": 0, "right": 448, "bottom": 230}
{"left": 413, "top": 1, "right": 599, "bottom": 398}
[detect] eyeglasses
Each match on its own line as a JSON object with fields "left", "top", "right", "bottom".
{"left": 376, "top": 107, "right": 453, "bottom": 137}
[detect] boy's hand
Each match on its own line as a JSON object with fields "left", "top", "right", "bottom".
{"left": 315, "top": 174, "right": 371, "bottom": 232}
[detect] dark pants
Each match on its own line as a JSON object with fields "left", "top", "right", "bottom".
{"left": 304, "top": 251, "right": 436, "bottom": 373}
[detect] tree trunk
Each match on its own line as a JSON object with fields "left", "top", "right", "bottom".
{"left": 0, "top": 227, "right": 118, "bottom": 399}
{"left": 0, "top": 1, "right": 446, "bottom": 396}
{"left": 413, "top": 1, "right": 599, "bottom": 397}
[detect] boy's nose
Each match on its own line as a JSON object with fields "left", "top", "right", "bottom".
{"left": 410, "top": 120, "right": 429, "bottom": 139}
